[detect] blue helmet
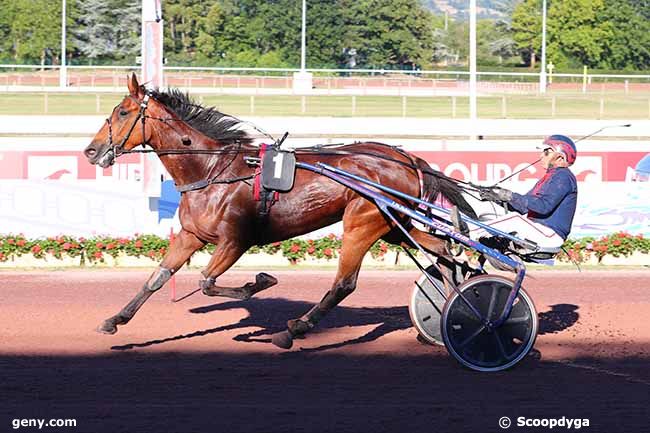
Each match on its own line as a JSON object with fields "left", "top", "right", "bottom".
{"left": 543, "top": 135, "right": 577, "bottom": 166}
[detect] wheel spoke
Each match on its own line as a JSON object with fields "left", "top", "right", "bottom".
{"left": 504, "top": 315, "right": 529, "bottom": 325}
{"left": 486, "top": 284, "right": 499, "bottom": 319}
{"left": 456, "top": 324, "right": 486, "bottom": 349}
{"left": 453, "top": 301, "right": 482, "bottom": 325}
{"left": 494, "top": 329, "right": 515, "bottom": 361}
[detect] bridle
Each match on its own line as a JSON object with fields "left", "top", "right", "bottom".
{"left": 102, "top": 90, "right": 268, "bottom": 165}
{"left": 102, "top": 90, "right": 257, "bottom": 191}
{"left": 104, "top": 92, "right": 152, "bottom": 166}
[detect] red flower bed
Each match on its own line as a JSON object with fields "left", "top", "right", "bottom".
{"left": 0, "top": 231, "right": 647, "bottom": 265}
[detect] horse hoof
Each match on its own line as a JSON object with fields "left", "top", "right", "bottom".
{"left": 271, "top": 331, "right": 294, "bottom": 349}
{"left": 257, "top": 272, "right": 278, "bottom": 288}
{"left": 201, "top": 287, "right": 215, "bottom": 297}
{"left": 96, "top": 321, "right": 117, "bottom": 335}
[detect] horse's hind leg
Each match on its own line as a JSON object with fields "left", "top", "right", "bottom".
{"left": 272, "top": 204, "right": 388, "bottom": 349}
{"left": 200, "top": 243, "right": 278, "bottom": 300}
{"left": 97, "top": 229, "right": 206, "bottom": 335}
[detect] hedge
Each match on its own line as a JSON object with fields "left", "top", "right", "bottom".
{"left": 0, "top": 232, "right": 647, "bottom": 265}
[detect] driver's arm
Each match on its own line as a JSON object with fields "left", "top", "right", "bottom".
{"left": 508, "top": 171, "right": 573, "bottom": 216}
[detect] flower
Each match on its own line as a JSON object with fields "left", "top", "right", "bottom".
{"left": 31, "top": 245, "right": 42, "bottom": 254}
{"left": 16, "top": 239, "right": 26, "bottom": 247}
{"left": 96, "top": 241, "right": 104, "bottom": 249}
{"left": 271, "top": 241, "right": 282, "bottom": 247}
{"left": 62, "top": 242, "right": 72, "bottom": 250}
{"left": 118, "top": 238, "right": 128, "bottom": 245}
{"left": 307, "top": 246, "right": 316, "bottom": 254}
{"left": 134, "top": 240, "right": 143, "bottom": 248}
{"left": 106, "top": 242, "right": 116, "bottom": 250}
{"left": 612, "top": 239, "right": 622, "bottom": 246}
{"left": 290, "top": 244, "right": 301, "bottom": 253}
{"left": 323, "top": 248, "right": 333, "bottom": 257}
{"left": 0, "top": 252, "right": 5, "bottom": 261}
{"left": 93, "top": 251, "right": 103, "bottom": 259}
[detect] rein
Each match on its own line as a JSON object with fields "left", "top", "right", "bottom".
{"left": 105, "top": 92, "right": 478, "bottom": 198}
{"left": 105, "top": 91, "right": 259, "bottom": 192}
{"left": 292, "top": 146, "right": 483, "bottom": 197}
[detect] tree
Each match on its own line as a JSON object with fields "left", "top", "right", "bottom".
{"left": 74, "top": 0, "right": 118, "bottom": 60}
{"left": 511, "top": 0, "right": 649, "bottom": 70}
{"left": 430, "top": 14, "right": 468, "bottom": 66}
{"left": 546, "top": 0, "right": 611, "bottom": 68}
{"left": 112, "top": 0, "right": 140, "bottom": 60}
{"left": 598, "top": 1, "right": 650, "bottom": 70}
{"left": 629, "top": 0, "right": 650, "bottom": 19}
{"left": 74, "top": 0, "right": 140, "bottom": 64}
{"left": 511, "top": 0, "right": 541, "bottom": 68}
{"left": 0, "top": 0, "right": 63, "bottom": 64}
{"left": 487, "top": 20, "right": 518, "bottom": 64}
{"left": 345, "top": 0, "right": 434, "bottom": 69}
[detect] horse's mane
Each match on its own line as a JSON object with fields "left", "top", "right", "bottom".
{"left": 147, "top": 87, "right": 252, "bottom": 145}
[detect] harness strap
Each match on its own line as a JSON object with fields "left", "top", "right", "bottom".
{"left": 252, "top": 144, "right": 269, "bottom": 201}
{"left": 175, "top": 174, "right": 254, "bottom": 193}
{"left": 252, "top": 144, "right": 280, "bottom": 217}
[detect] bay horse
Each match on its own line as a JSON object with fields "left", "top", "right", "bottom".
{"left": 84, "top": 74, "right": 475, "bottom": 349}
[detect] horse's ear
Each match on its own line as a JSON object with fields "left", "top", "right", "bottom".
{"left": 127, "top": 73, "right": 141, "bottom": 97}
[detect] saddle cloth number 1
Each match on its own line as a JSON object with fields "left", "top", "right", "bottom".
{"left": 261, "top": 149, "right": 297, "bottom": 192}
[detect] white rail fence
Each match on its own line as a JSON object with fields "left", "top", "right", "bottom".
{"left": 1, "top": 65, "right": 650, "bottom": 96}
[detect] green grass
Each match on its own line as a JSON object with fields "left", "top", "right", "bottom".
{"left": 1, "top": 92, "right": 649, "bottom": 119}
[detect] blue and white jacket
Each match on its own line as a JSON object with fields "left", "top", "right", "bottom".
{"left": 508, "top": 167, "right": 578, "bottom": 240}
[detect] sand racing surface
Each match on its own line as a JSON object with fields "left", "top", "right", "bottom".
{"left": 1, "top": 269, "right": 649, "bottom": 432}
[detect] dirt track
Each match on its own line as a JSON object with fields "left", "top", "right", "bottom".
{"left": 1, "top": 269, "right": 649, "bottom": 433}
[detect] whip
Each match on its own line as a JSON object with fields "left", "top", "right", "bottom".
{"left": 489, "top": 123, "right": 633, "bottom": 187}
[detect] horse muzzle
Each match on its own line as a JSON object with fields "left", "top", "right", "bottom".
{"left": 84, "top": 144, "right": 116, "bottom": 168}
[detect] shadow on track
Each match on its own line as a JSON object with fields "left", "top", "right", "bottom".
{"left": 538, "top": 303, "right": 580, "bottom": 335}
{"left": 111, "top": 298, "right": 411, "bottom": 351}
{"left": 111, "top": 299, "right": 580, "bottom": 352}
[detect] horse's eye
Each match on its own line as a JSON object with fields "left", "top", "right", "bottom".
{"left": 119, "top": 109, "right": 128, "bottom": 116}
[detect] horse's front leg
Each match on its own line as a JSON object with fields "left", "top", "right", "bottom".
{"left": 97, "top": 229, "right": 206, "bottom": 335}
{"left": 199, "top": 242, "right": 278, "bottom": 300}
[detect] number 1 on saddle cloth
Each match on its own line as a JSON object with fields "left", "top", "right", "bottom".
{"left": 252, "top": 145, "right": 297, "bottom": 217}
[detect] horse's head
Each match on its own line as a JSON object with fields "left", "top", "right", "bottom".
{"left": 84, "top": 74, "right": 151, "bottom": 168}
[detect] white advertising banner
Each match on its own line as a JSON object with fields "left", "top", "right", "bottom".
{"left": 0, "top": 147, "right": 648, "bottom": 238}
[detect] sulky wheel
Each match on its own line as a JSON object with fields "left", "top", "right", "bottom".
{"left": 409, "top": 265, "right": 447, "bottom": 345}
{"left": 441, "top": 275, "right": 538, "bottom": 372}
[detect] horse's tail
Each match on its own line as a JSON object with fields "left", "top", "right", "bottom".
{"left": 416, "top": 158, "right": 477, "bottom": 219}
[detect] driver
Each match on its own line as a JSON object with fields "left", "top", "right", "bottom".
{"left": 473, "top": 134, "right": 578, "bottom": 252}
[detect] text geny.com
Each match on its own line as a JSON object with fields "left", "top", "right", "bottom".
{"left": 12, "top": 419, "right": 77, "bottom": 430}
